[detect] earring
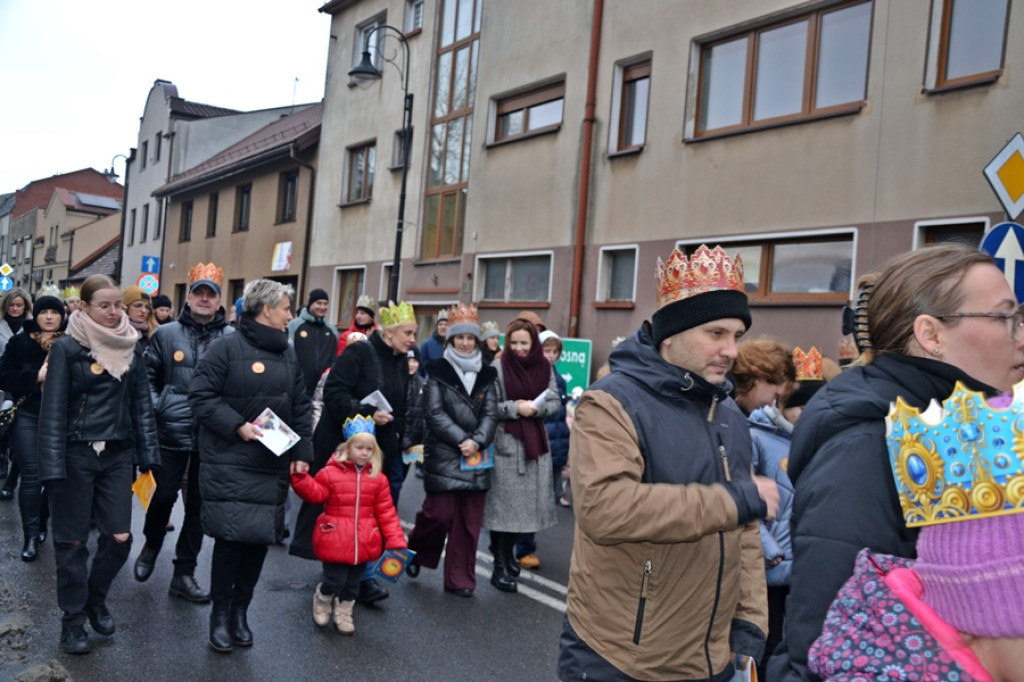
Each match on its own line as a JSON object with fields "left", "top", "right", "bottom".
{"left": 932, "top": 347, "right": 940, "bottom": 356}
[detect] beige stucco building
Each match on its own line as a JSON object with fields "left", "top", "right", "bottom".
{"left": 307, "top": 0, "right": 1020, "bottom": 372}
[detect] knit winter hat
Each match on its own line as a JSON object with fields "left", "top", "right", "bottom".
{"left": 152, "top": 294, "right": 172, "bottom": 310}
{"left": 915, "top": 512, "right": 1024, "bottom": 638}
{"left": 480, "top": 321, "right": 500, "bottom": 341}
{"left": 123, "top": 286, "right": 151, "bottom": 309}
{"left": 307, "top": 288, "right": 329, "bottom": 307}
{"left": 33, "top": 295, "right": 66, "bottom": 319}
{"left": 651, "top": 246, "right": 750, "bottom": 346}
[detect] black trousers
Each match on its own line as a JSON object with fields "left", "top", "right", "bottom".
{"left": 141, "top": 448, "right": 203, "bottom": 576}
{"left": 321, "top": 561, "right": 366, "bottom": 600}
{"left": 50, "top": 442, "right": 133, "bottom": 625}
{"left": 209, "top": 539, "right": 268, "bottom": 608}
{"left": 11, "top": 411, "right": 48, "bottom": 538}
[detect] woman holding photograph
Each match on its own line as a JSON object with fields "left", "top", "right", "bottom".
{"left": 189, "top": 279, "right": 313, "bottom": 653}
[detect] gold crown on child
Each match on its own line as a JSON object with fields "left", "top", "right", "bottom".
{"left": 379, "top": 301, "right": 415, "bottom": 326}
{"left": 343, "top": 416, "right": 376, "bottom": 441}
{"left": 886, "top": 381, "right": 1024, "bottom": 528}
{"left": 655, "top": 245, "right": 745, "bottom": 309}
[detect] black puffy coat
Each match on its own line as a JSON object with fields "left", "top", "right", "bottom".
{"left": 0, "top": 320, "right": 55, "bottom": 415}
{"left": 39, "top": 335, "right": 160, "bottom": 482}
{"left": 189, "top": 315, "right": 313, "bottom": 545}
{"left": 545, "top": 371, "right": 570, "bottom": 468}
{"left": 422, "top": 357, "right": 498, "bottom": 494}
{"left": 145, "top": 306, "right": 233, "bottom": 452}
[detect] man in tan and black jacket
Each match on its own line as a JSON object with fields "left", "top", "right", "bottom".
{"left": 558, "top": 245, "right": 779, "bottom": 682}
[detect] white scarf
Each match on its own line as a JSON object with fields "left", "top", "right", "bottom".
{"left": 67, "top": 309, "right": 139, "bottom": 380}
{"left": 444, "top": 345, "right": 482, "bottom": 395}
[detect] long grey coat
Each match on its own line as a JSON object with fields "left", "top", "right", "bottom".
{"left": 482, "top": 361, "right": 560, "bottom": 533}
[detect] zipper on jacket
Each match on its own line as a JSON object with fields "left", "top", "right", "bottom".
{"left": 706, "top": 394, "right": 719, "bottom": 422}
{"left": 715, "top": 433, "right": 731, "bottom": 483}
{"left": 632, "top": 560, "right": 652, "bottom": 645}
{"left": 702, "top": 533, "right": 726, "bottom": 679}
{"left": 353, "top": 466, "right": 361, "bottom": 565}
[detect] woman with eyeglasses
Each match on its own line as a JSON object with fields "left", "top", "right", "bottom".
{"left": 38, "top": 275, "right": 160, "bottom": 655}
{"left": 768, "top": 243, "right": 1024, "bottom": 682}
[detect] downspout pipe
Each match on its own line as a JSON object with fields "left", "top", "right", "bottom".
{"left": 291, "top": 141, "right": 316, "bottom": 307}
{"left": 569, "top": 0, "right": 604, "bottom": 338}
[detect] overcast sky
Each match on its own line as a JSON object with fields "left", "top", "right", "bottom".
{"left": 0, "top": 0, "right": 330, "bottom": 193}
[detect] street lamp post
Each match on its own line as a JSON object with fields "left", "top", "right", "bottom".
{"left": 348, "top": 25, "right": 412, "bottom": 305}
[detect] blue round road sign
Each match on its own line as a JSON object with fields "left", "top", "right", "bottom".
{"left": 980, "top": 222, "right": 1024, "bottom": 304}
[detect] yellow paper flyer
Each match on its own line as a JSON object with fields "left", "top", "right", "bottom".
{"left": 132, "top": 470, "right": 157, "bottom": 510}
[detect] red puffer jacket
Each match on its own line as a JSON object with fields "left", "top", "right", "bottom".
{"left": 290, "top": 458, "right": 406, "bottom": 565}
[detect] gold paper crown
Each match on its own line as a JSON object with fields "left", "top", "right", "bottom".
{"left": 480, "top": 321, "right": 499, "bottom": 335}
{"left": 188, "top": 262, "right": 224, "bottom": 289}
{"left": 448, "top": 303, "right": 478, "bottom": 326}
{"left": 655, "top": 245, "right": 745, "bottom": 309}
{"left": 793, "top": 347, "right": 823, "bottom": 382}
{"left": 356, "top": 294, "right": 377, "bottom": 312}
{"left": 838, "top": 337, "right": 859, "bottom": 361}
{"left": 885, "top": 381, "right": 1024, "bottom": 528}
{"left": 63, "top": 286, "right": 81, "bottom": 300}
{"left": 379, "top": 301, "right": 416, "bottom": 326}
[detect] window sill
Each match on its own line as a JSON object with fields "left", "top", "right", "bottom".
{"left": 485, "top": 124, "right": 561, "bottom": 149}
{"left": 404, "top": 28, "right": 422, "bottom": 39}
{"left": 593, "top": 301, "right": 635, "bottom": 309}
{"left": 476, "top": 301, "right": 551, "bottom": 309}
{"left": 687, "top": 102, "right": 865, "bottom": 143}
{"left": 607, "top": 146, "right": 643, "bottom": 159}
{"left": 232, "top": 228, "right": 250, "bottom": 234}
{"left": 923, "top": 71, "right": 1001, "bottom": 95}
{"left": 388, "top": 164, "right": 407, "bottom": 172}
{"left": 413, "top": 257, "right": 462, "bottom": 266}
{"left": 274, "top": 218, "right": 298, "bottom": 226}
{"left": 338, "top": 198, "right": 372, "bottom": 208}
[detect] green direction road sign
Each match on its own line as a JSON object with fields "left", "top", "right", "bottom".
{"left": 554, "top": 338, "right": 592, "bottom": 395}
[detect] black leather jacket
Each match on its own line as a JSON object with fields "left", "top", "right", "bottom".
{"left": 146, "top": 306, "right": 233, "bottom": 451}
{"left": 39, "top": 335, "right": 160, "bottom": 482}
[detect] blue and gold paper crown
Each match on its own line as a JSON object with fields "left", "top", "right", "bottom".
{"left": 343, "top": 416, "right": 376, "bottom": 441}
{"left": 886, "top": 381, "right": 1024, "bottom": 527}
{"left": 379, "top": 301, "right": 415, "bottom": 326}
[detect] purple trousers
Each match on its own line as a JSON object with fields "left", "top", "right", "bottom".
{"left": 407, "top": 490, "right": 486, "bottom": 591}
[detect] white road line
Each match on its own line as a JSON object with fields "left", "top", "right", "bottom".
{"left": 399, "top": 519, "right": 568, "bottom": 611}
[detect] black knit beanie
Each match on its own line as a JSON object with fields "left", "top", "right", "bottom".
{"left": 308, "top": 288, "right": 329, "bottom": 307}
{"left": 33, "top": 295, "right": 66, "bottom": 319}
{"left": 651, "top": 289, "right": 751, "bottom": 347}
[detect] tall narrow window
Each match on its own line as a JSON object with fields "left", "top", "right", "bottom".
{"left": 140, "top": 203, "right": 149, "bottom": 243}
{"left": 279, "top": 171, "right": 299, "bottom": 222}
{"left": 346, "top": 143, "right": 375, "bottom": 203}
{"left": 154, "top": 133, "right": 162, "bottom": 162}
{"left": 354, "top": 14, "right": 387, "bottom": 70}
{"left": 128, "top": 209, "right": 136, "bottom": 245}
{"left": 207, "top": 192, "right": 219, "bottom": 237}
{"left": 141, "top": 141, "right": 148, "bottom": 170}
{"left": 935, "top": 0, "right": 1009, "bottom": 87}
{"left": 405, "top": 0, "right": 423, "bottom": 32}
{"left": 616, "top": 60, "right": 651, "bottom": 151}
{"left": 235, "top": 184, "right": 251, "bottom": 232}
{"left": 421, "top": 0, "right": 481, "bottom": 261}
{"left": 155, "top": 201, "right": 162, "bottom": 239}
{"left": 179, "top": 202, "right": 193, "bottom": 243}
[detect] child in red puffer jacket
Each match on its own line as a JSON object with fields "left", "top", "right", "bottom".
{"left": 290, "top": 417, "right": 406, "bottom": 635}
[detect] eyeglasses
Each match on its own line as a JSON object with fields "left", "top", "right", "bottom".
{"left": 933, "top": 308, "right": 1024, "bottom": 340}
{"left": 88, "top": 302, "right": 123, "bottom": 312}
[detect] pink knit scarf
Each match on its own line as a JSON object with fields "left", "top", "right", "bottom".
{"left": 67, "top": 309, "right": 139, "bottom": 380}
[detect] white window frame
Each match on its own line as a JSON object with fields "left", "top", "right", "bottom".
{"left": 473, "top": 250, "right": 554, "bottom": 303}
{"left": 404, "top": 0, "right": 424, "bottom": 33}
{"left": 344, "top": 139, "right": 376, "bottom": 204}
{"left": 354, "top": 13, "right": 387, "bottom": 70}
{"left": 677, "top": 227, "right": 858, "bottom": 300}
{"left": 378, "top": 262, "right": 402, "bottom": 302}
{"left": 595, "top": 244, "right": 639, "bottom": 302}
{"left": 608, "top": 55, "right": 652, "bottom": 155}
{"left": 913, "top": 216, "right": 990, "bottom": 250}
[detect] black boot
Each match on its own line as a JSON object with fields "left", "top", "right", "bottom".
{"left": 209, "top": 603, "right": 233, "bottom": 653}
{"left": 230, "top": 603, "right": 253, "bottom": 647}
{"left": 490, "top": 532, "right": 517, "bottom": 593}
{"left": 357, "top": 578, "right": 389, "bottom": 605}
{"left": 21, "top": 536, "right": 38, "bottom": 562}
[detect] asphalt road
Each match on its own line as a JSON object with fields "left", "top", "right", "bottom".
{"left": 0, "top": 466, "right": 576, "bottom": 681}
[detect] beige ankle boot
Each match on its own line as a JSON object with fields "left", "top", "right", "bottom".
{"left": 312, "top": 583, "right": 333, "bottom": 628}
{"left": 333, "top": 598, "right": 355, "bottom": 635}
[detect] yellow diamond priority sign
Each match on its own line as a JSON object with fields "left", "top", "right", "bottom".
{"left": 0, "top": 263, "right": 12, "bottom": 277}
{"left": 984, "top": 133, "right": 1024, "bottom": 220}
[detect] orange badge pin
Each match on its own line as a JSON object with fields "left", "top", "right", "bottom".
{"left": 252, "top": 361, "right": 266, "bottom": 374}
{"left": 90, "top": 363, "right": 104, "bottom": 375}
{"left": 173, "top": 350, "right": 185, "bottom": 362}
{"left": 299, "top": 330, "right": 308, "bottom": 338}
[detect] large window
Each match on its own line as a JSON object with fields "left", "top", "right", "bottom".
{"left": 421, "top": 0, "right": 481, "bottom": 261}
{"left": 596, "top": 246, "right": 637, "bottom": 303}
{"left": 611, "top": 59, "right": 651, "bottom": 152}
{"left": 207, "top": 192, "right": 219, "bottom": 238}
{"left": 234, "top": 184, "right": 251, "bottom": 232}
{"left": 695, "top": 1, "right": 872, "bottom": 136}
{"left": 334, "top": 268, "right": 365, "bottom": 328}
{"left": 353, "top": 13, "right": 386, "bottom": 70}
{"left": 179, "top": 202, "right": 193, "bottom": 243}
{"left": 680, "top": 233, "right": 854, "bottom": 302}
{"left": 346, "top": 142, "right": 375, "bottom": 204}
{"left": 930, "top": 0, "right": 1009, "bottom": 89}
{"left": 405, "top": 0, "right": 423, "bottom": 33}
{"left": 279, "top": 170, "right": 299, "bottom": 223}
{"left": 476, "top": 253, "right": 552, "bottom": 303}
{"left": 493, "top": 79, "right": 565, "bottom": 143}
